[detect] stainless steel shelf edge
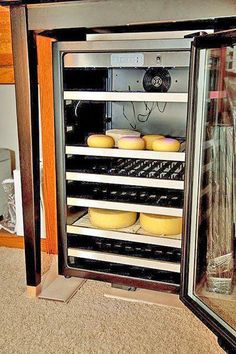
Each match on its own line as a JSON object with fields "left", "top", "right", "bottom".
{"left": 66, "top": 172, "right": 184, "bottom": 190}
{"left": 54, "top": 38, "right": 192, "bottom": 52}
{"left": 68, "top": 248, "right": 181, "bottom": 273}
{"left": 67, "top": 224, "right": 182, "bottom": 248}
{"left": 67, "top": 197, "right": 183, "bottom": 217}
{"left": 66, "top": 146, "right": 185, "bottom": 162}
{"left": 85, "top": 31, "right": 213, "bottom": 42}
{"left": 64, "top": 91, "right": 188, "bottom": 103}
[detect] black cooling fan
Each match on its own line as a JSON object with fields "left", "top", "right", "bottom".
{"left": 143, "top": 68, "right": 171, "bottom": 92}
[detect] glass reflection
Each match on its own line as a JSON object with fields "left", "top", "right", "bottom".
{"left": 195, "top": 46, "right": 236, "bottom": 330}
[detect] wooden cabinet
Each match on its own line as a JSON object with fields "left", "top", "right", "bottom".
{"left": 0, "top": 6, "right": 14, "bottom": 83}
{"left": 0, "top": 25, "right": 56, "bottom": 254}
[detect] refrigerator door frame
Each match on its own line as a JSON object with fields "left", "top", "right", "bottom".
{"left": 180, "top": 29, "right": 236, "bottom": 351}
{"left": 53, "top": 39, "right": 190, "bottom": 293}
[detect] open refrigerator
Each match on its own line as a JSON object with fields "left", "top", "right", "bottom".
{"left": 53, "top": 30, "right": 236, "bottom": 351}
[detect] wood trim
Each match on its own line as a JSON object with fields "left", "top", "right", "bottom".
{"left": 36, "top": 35, "right": 58, "bottom": 254}
{"left": 10, "top": 6, "right": 41, "bottom": 286}
{"left": 0, "top": 231, "right": 47, "bottom": 252}
{"left": 26, "top": 284, "right": 42, "bottom": 298}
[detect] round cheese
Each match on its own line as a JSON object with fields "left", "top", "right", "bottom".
{"left": 142, "top": 134, "right": 165, "bottom": 150}
{"left": 140, "top": 213, "right": 182, "bottom": 236}
{"left": 117, "top": 137, "right": 145, "bottom": 150}
{"left": 89, "top": 208, "right": 137, "bottom": 229}
{"left": 87, "top": 134, "right": 114, "bottom": 148}
{"left": 152, "top": 138, "right": 180, "bottom": 152}
{"left": 106, "top": 129, "right": 140, "bottom": 147}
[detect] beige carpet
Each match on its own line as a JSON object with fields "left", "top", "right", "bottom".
{"left": 0, "top": 247, "right": 224, "bottom": 354}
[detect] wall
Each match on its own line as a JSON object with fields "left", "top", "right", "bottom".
{"left": 0, "top": 7, "right": 19, "bottom": 169}
{"left": 0, "top": 85, "right": 19, "bottom": 170}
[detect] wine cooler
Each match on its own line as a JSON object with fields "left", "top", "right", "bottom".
{"left": 53, "top": 37, "right": 191, "bottom": 293}
{"left": 53, "top": 29, "right": 236, "bottom": 351}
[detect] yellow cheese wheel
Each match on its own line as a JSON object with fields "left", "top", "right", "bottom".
{"left": 117, "top": 137, "right": 145, "bottom": 150}
{"left": 140, "top": 213, "right": 182, "bottom": 236}
{"left": 142, "top": 134, "right": 165, "bottom": 150}
{"left": 152, "top": 138, "right": 180, "bottom": 152}
{"left": 87, "top": 134, "right": 114, "bottom": 148}
{"left": 106, "top": 129, "right": 140, "bottom": 147}
{"left": 89, "top": 208, "right": 137, "bottom": 229}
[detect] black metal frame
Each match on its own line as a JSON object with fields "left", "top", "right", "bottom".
{"left": 180, "top": 30, "right": 236, "bottom": 352}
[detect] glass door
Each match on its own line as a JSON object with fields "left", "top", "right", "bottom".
{"left": 181, "top": 31, "right": 236, "bottom": 352}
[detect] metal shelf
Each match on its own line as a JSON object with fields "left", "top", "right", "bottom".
{"left": 67, "top": 197, "right": 183, "bottom": 217}
{"left": 68, "top": 248, "right": 180, "bottom": 273}
{"left": 66, "top": 172, "right": 184, "bottom": 190}
{"left": 64, "top": 91, "right": 188, "bottom": 102}
{"left": 67, "top": 224, "right": 181, "bottom": 248}
{"left": 66, "top": 146, "right": 185, "bottom": 162}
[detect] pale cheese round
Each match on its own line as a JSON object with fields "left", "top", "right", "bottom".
{"left": 118, "top": 137, "right": 145, "bottom": 150}
{"left": 106, "top": 129, "right": 140, "bottom": 147}
{"left": 140, "top": 213, "right": 182, "bottom": 236}
{"left": 152, "top": 138, "right": 180, "bottom": 152}
{"left": 142, "top": 134, "right": 165, "bottom": 150}
{"left": 89, "top": 208, "right": 137, "bottom": 229}
{"left": 87, "top": 134, "right": 114, "bottom": 148}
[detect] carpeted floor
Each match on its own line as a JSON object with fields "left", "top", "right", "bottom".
{"left": 0, "top": 247, "right": 224, "bottom": 354}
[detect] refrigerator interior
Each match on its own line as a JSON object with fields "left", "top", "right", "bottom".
{"left": 58, "top": 43, "right": 191, "bottom": 291}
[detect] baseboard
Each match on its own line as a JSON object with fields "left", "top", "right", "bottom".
{"left": 0, "top": 232, "right": 47, "bottom": 252}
